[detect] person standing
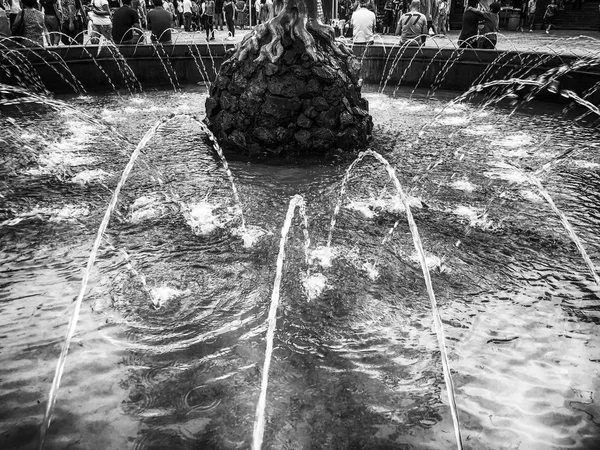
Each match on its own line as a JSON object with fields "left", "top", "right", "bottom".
{"left": 11, "top": 0, "right": 45, "bottom": 46}
{"left": 396, "top": 0, "right": 427, "bottom": 45}
{"left": 457, "top": 0, "right": 479, "bottom": 48}
{"left": 351, "top": 0, "right": 375, "bottom": 43}
{"left": 382, "top": 0, "right": 393, "bottom": 34}
{"left": 202, "top": 0, "right": 214, "bottom": 39}
{"left": 182, "top": 0, "right": 192, "bottom": 30}
{"left": 214, "top": 0, "right": 222, "bottom": 30}
{"left": 420, "top": 0, "right": 437, "bottom": 34}
{"left": 147, "top": 0, "right": 171, "bottom": 42}
{"left": 543, "top": 0, "right": 557, "bottom": 33}
{"left": 436, "top": 0, "right": 447, "bottom": 35}
{"left": 526, "top": 0, "right": 536, "bottom": 31}
{"left": 223, "top": 0, "right": 234, "bottom": 38}
{"left": 89, "top": 0, "right": 113, "bottom": 43}
{"left": 40, "top": 0, "right": 60, "bottom": 45}
{"left": 112, "top": 0, "right": 144, "bottom": 43}
{"left": 59, "top": 0, "right": 84, "bottom": 44}
{"left": 468, "top": 0, "right": 499, "bottom": 48}
{"left": 234, "top": 0, "right": 244, "bottom": 28}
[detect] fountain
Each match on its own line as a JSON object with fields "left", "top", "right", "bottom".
{"left": 1, "top": 26, "right": 600, "bottom": 450}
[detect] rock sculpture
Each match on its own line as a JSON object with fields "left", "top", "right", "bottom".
{"left": 204, "top": 0, "right": 373, "bottom": 157}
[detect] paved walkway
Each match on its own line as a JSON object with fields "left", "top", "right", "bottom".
{"left": 164, "top": 27, "right": 600, "bottom": 57}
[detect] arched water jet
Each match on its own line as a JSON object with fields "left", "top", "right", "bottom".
{"left": 326, "top": 149, "right": 463, "bottom": 450}
{"left": 39, "top": 117, "right": 169, "bottom": 448}
{"left": 252, "top": 194, "right": 311, "bottom": 450}
{"left": 517, "top": 167, "right": 600, "bottom": 286}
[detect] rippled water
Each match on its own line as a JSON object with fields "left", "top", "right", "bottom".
{"left": 1, "top": 86, "right": 600, "bottom": 450}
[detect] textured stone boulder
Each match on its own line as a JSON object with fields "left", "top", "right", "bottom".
{"left": 204, "top": 12, "right": 372, "bottom": 158}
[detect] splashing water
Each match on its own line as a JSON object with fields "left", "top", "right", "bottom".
{"left": 150, "top": 285, "right": 183, "bottom": 310}
{"left": 310, "top": 246, "right": 334, "bottom": 268}
{"left": 362, "top": 261, "right": 379, "bottom": 280}
{"left": 301, "top": 272, "right": 328, "bottom": 302}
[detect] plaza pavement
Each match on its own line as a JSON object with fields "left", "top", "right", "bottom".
{"left": 162, "top": 27, "right": 600, "bottom": 57}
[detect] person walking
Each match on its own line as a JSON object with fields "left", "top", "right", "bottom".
{"left": 543, "top": 0, "right": 558, "bottom": 33}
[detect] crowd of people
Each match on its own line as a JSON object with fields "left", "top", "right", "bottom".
{"left": 0, "top": 0, "right": 582, "bottom": 49}
{"left": 0, "top": 0, "right": 279, "bottom": 46}
{"left": 341, "top": 0, "right": 450, "bottom": 43}
{"left": 347, "top": 0, "right": 567, "bottom": 49}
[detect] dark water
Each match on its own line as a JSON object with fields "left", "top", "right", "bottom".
{"left": 1, "top": 86, "right": 600, "bottom": 450}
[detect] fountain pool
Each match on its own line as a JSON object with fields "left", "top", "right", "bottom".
{"left": 1, "top": 85, "right": 600, "bottom": 450}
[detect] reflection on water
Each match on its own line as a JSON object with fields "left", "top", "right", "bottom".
{"left": 1, "top": 86, "right": 600, "bottom": 449}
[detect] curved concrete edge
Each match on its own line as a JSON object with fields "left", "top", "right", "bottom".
{"left": 1, "top": 42, "right": 598, "bottom": 104}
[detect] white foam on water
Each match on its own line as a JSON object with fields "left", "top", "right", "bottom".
{"left": 234, "top": 225, "right": 269, "bottom": 248}
{"left": 490, "top": 133, "right": 533, "bottom": 148}
{"left": 450, "top": 179, "right": 476, "bottom": 192}
{"left": 346, "top": 196, "right": 422, "bottom": 218}
{"left": 366, "top": 95, "right": 427, "bottom": 112}
{"left": 463, "top": 124, "right": 496, "bottom": 136}
{"left": 484, "top": 162, "right": 529, "bottom": 184}
{"left": 310, "top": 246, "right": 335, "bottom": 268}
{"left": 24, "top": 120, "right": 96, "bottom": 176}
{"left": 302, "top": 272, "right": 328, "bottom": 302}
{"left": 520, "top": 190, "right": 544, "bottom": 203}
{"left": 3, "top": 205, "right": 91, "bottom": 223}
{"left": 569, "top": 160, "right": 600, "bottom": 170}
{"left": 409, "top": 252, "right": 449, "bottom": 273}
{"left": 185, "top": 201, "right": 225, "bottom": 235}
{"left": 434, "top": 104, "right": 467, "bottom": 114}
{"left": 437, "top": 116, "right": 469, "bottom": 126}
{"left": 150, "top": 285, "right": 183, "bottom": 309}
{"left": 347, "top": 200, "right": 376, "bottom": 218}
{"left": 453, "top": 205, "right": 495, "bottom": 230}
{"left": 501, "top": 147, "right": 533, "bottom": 158}
{"left": 362, "top": 261, "right": 379, "bottom": 281}
{"left": 130, "top": 195, "right": 169, "bottom": 223}
{"left": 70, "top": 169, "right": 110, "bottom": 184}
{"left": 52, "top": 205, "right": 90, "bottom": 221}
